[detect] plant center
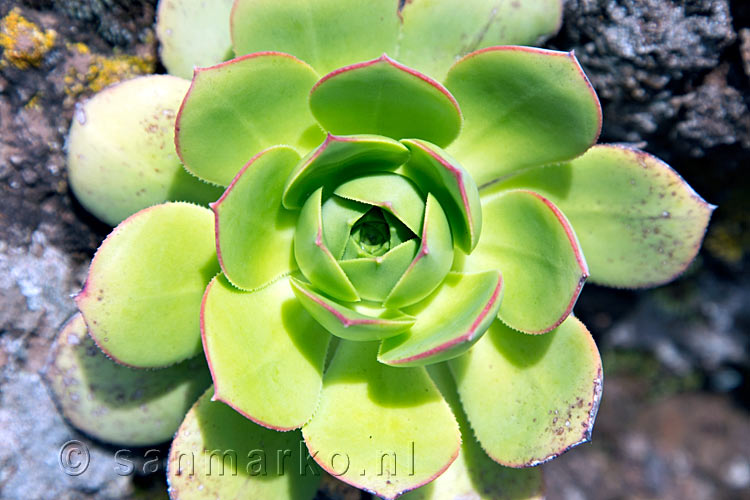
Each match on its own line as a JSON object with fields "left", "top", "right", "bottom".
{"left": 351, "top": 208, "right": 391, "bottom": 257}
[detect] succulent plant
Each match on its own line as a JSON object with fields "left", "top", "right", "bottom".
{"left": 49, "top": 1, "right": 714, "bottom": 499}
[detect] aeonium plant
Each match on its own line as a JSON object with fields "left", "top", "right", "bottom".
{"left": 46, "top": 1, "right": 714, "bottom": 499}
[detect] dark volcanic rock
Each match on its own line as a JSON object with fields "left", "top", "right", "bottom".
{"left": 551, "top": 0, "right": 749, "bottom": 159}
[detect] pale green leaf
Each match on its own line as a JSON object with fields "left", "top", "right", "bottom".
{"left": 295, "top": 188, "right": 360, "bottom": 302}
{"left": 334, "top": 173, "right": 425, "bottom": 235}
{"left": 339, "top": 240, "right": 418, "bottom": 302}
{"left": 76, "top": 202, "right": 219, "bottom": 368}
{"left": 231, "top": 0, "right": 400, "bottom": 75}
{"left": 379, "top": 271, "right": 502, "bottom": 367}
{"left": 213, "top": 146, "right": 300, "bottom": 290}
{"left": 397, "top": 0, "right": 562, "bottom": 80}
{"left": 290, "top": 277, "right": 415, "bottom": 341}
{"left": 156, "top": 0, "right": 234, "bottom": 79}
{"left": 44, "top": 313, "right": 211, "bottom": 446}
{"left": 176, "top": 53, "right": 322, "bottom": 186}
{"left": 283, "top": 134, "right": 409, "bottom": 209}
{"left": 310, "top": 55, "right": 462, "bottom": 148}
{"left": 459, "top": 190, "right": 587, "bottom": 334}
{"left": 168, "top": 387, "right": 322, "bottom": 499}
{"left": 401, "top": 139, "right": 482, "bottom": 253}
{"left": 384, "top": 194, "right": 454, "bottom": 308}
{"left": 401, "top": 363, "right": 544, "bottom": 500}
{"left": 488, "top": 145, "right": 715, "bottom": 287}
{"left": 202, "top": 274, "right": 330, "bottom": 430}
{"left": 449, "top": 316, "right": 602, "bottom": 467}
{"left": 444, "top": 47, "right": 601, "bottom": 186}
{"left": 67, "top": 75, "right": 222, "bottom": 226}
{"left": 302, "top": 340, "right": 460, "bottom": 500}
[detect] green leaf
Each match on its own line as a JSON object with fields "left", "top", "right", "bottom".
{"left": 295, "top": 188, "right": 360, "bottom": 302}
{"left": 401, "top": 139, "right": 482, "bottom": 253}
{"left": 401, "top": 363, "right": 544, "bottom": 500}
{"left": 310, "top": 55, "right": 462, "bottom": 148}
{"left": 213, "top": 146, "right": 301, "bottom": 290}
{"left": 460, "top": 190, "right": 587, "bottom": 334}
{"left": 339, "top": 240, "right": 419, "bottom": 302}
{"left": 378, "top": 271, "right": 502, "bottom": 367}
{"left": 449, "top": 316, "right": 602, "bottom": 467}
{"left": 67, "top": 75, "right": 223, "bottom": 226}
{"left": 384, "top": 194, "right": 454, "bottom": 308}
{"left": 283, "top": 134, "right": 410, "bottom": 209}
{"left": 76, "top": 202, "right": 219, "bottom": 368}
{"left": 176, "top": 53, "right": 322, "bottom": 186}
{"left": 155, "top": 0, "right": 234, "bottom": 79}
{"left": 321, "top": 195, "right": 371, "bottom": 260}
{"left": 490, "top": 145, "right": 716, "bottom": 288}
{"left": 230, "top": 0, "right": 400, "bottom": 75}
{"left": 44, "top": 313, "right": 212, "bottom": 446}
{"left": 302, "top": 340, "right": 460, "bottom": 500}
{"left": 444, "top": 47, "right": 601, "bottom": 187}
{"left": 290, "top": 277, "right": 415, "bottom": 341}
{"left": 334, "top": 172, "right": 426, "bottom": 236}
{"left": 396, "top": 0, "right": 563, "bottom": 81}
{"left": 168, "top": 387, "right": 322, "bottom": 500}
{"left": 202, "top": 274, "right": 330, "bottom": 430}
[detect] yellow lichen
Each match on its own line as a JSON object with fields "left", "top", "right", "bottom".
{"left": 0, "top": 8, "right": 56, "bottom": 69}
{"left": 24, "top": 94, "right": 41, "bottom": 110}
{"left": 66, "top": 41, "right": 90, "bottom": 55}
{"left": 64, "top": 50, "right": 155, "bottom": 98}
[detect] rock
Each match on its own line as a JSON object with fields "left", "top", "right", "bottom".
{"left": 0, "top": 370, "right": 134, "bottom": 499}
{"left": 551, "top": 0, "right": 747, "bottom": 158}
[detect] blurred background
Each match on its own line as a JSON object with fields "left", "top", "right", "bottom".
{"left": 0, "top": 0, "right": 747, "bottom": 499}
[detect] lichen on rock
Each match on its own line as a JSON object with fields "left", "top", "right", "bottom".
{"left": 63, "top": 41, "right": 155, "bottom": 98}
{"left": 0, "top": 8, "right": 56, "bottom": 69}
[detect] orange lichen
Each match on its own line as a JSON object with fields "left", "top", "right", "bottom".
{"left": 0, "top": 8, "right": 56, "bottom": 69}
{"left": 64, "top": 42, "right": 155, "bottom": 98}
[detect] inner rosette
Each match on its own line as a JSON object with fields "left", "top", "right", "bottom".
{"left": 285, "top": 133, "right": 468, "bottom": 341}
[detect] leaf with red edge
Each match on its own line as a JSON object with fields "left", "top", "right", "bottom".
{"left": 282, "top": 133, "right": 409, "bottom": 209}
{"left": 168, "top": 387, "right": 322, "bottom": 500}
{"left": 444, "top": 46, "right": 601, "bottom": 187}
{"left": 489, "top": 144, "right": 715, "bottom": 288}
{"left": 302, "top": 340, "right": 460, "bottom": 500}
{"left": 384, "top": 194, "right": 454, "bottom": 309}
{"left": 401, "top": 138, "right": 482, "bottom": 253}
{"left": 401, "top": 363, "right": 544, "bottom": 500}
{"left": 76, "top": 202, "right": 219, "bottom": 368}
{"left": 290, "top": 276, "right": 415, "bottom": 341}
{"left": 458, "top": 190, "right": 588, "bottom": 334}
{"left": 310, "top": 54, "right": 462, "bottom": 148}
{"left": 213, "top": 146, "right": 300, "bottom": 291}
{"left": 449, "top": 316, "right": 603, "bottom": 467}
{"left": 176, "top": 52, "right": 322, "bottom": 186}
{"left": 379, "top": 270, "right": 503, "bottom": 367}
{"left": 201, "top": 274, "right": 330, "bottom": 430}
{"left": 295, "top": 188, "right": 360, "bottom": 302}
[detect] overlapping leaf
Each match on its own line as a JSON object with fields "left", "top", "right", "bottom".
{"left": 492, "top": 145, "right": 715, "bottom": 287}
{"left": 76, "top": 202, "right": 219, "bottom": 368}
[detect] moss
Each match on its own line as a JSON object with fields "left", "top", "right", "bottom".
{"left": 64, "top": 42, "right": 155, "bottom": 98}
{"left": 0, "top": 8, "right": 57, "bottom": 69}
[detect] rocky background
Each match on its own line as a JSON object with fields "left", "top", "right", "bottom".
{"left": 0, "top": 0, "right": 748, "bottom": 499}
